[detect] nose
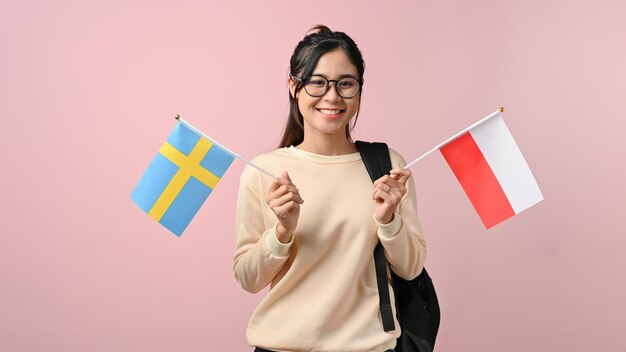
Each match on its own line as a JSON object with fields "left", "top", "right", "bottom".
{"left": 322, "top": 81, "right": 341, "bottom": 101}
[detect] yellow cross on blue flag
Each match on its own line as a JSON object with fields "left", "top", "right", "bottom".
{"left": 131, "top": 121, "right": 234, "bottom": 236}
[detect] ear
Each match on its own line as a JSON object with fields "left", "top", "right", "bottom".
{"left": 288, "top": 76, "right": 297, "bottom": 98}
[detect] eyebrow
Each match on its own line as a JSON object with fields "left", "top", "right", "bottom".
{"left": 311, "top": 73, "right": 359, "bottom": 80}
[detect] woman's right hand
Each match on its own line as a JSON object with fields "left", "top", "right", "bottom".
{"left": 266, "top": 171, "right": 303, "bottom": 243}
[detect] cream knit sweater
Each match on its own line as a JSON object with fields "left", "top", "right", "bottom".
{"left": 233, "top": 146, "right": 427, "bottom": 352}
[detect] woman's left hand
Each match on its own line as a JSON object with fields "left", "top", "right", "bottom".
{"left": 373, "top": 167, "right": 411, "bottom": 224}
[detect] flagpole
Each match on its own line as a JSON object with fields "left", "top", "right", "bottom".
{"left": 403, "top": 107, "right": 505, "bottom": 170}
{"left": 174, "top": 115, "right": 279, "bottom": 179}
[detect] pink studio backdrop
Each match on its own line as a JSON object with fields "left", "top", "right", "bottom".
{"left": 2, "top": 1, "right": 625, "bottom": 351}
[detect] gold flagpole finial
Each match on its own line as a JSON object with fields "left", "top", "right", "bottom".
{"left": 499, "top": 107, "right": 504, "bottom": 112}
{"left": 174, "top": 114, "right": 181, "bottom": 120}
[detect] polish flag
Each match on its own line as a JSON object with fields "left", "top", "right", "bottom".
{"left": 439, "top": 112, "right": 543, "bottom": 228}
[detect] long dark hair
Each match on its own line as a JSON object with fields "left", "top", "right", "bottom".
{"left": 278, "top": 25, "right": 365, "bottom": 148}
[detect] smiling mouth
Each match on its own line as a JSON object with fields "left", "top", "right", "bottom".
{"left": 317, "top": 108, "right": 344, "bottom": 116}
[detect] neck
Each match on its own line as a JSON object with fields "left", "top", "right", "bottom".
{"left": 296, "top": 132, "right": 357, "bottom": 156}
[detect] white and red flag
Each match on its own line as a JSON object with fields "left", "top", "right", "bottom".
{"left": 405, "top": 108, "right": 543, "bottom": 228}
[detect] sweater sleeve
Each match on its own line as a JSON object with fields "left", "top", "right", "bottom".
{"left": 376, "top": 150, "right": 428, "bottom": 281}
{"left": 232, "top": 165, "right": 293, "bottom": 294}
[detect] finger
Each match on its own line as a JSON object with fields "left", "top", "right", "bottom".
{"left": 375, "top": 184, "right": 405, "bottom": 203}
{"left": 384, "top": 177, "right": 403, "bottom": 190}
{"left": 374, "top": 188, "right": 393, "bottom": 203}
{"left": 372, "top": 183, "right": 388, "bottom": 199}
{"left": 374, "top": 174, "right": 408, "bottom": 197}
{"left": 269, "top": 175, "right": 295, "bottom": 195}
{"left": 277, "top": 177, "right": 295, "bottom": 188}
{"left": 375, "top": 178, "right": 401, "bottom": 194}
{"left": 269, "top": 178, "right": 281, "bottom": 194}
{"left": 373, "top": 174, "right": 392, "bottom": 188}
{"left": 375, "top": 174, "right": 405, "bottom": 190}
{"left": 390, "top": 167, "right": 410, "bottom": 177}
{"left": 373, "top": 184, "right": 392, "bottom": 199}
{"left": 278, "top": 171, "right": 296, "bottom": 187}
{"left": 269, "top": 177, "right": 291, "bottom": 192}
{"left": 396, "top": 174, "right": 410, "bottom": 186}
{"left": 388, "top": 179, "right": 407, "bottom": 196}
{"left": 275, "top": 200, "right": 300, "bottom": 217}
{"left": 270, "top": 189, "right": 304, "bottom": 207}
{"left": 390, "top": 168, "right": 411, "bottom": 185}
{"left": 268, "top": 193, "right": 302, "bottom": 211}
{"left": 269, "top": 184, "right": 300, "bottom": 200}
{"left": 277, "top": 190, "right": 304, "bottom": 205}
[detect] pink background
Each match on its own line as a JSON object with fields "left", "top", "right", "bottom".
{"left": 2, "top": 1, "right": 625, "bottom": 351}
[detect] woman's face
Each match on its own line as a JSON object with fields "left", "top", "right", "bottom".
{"left": 289, "top": 48, "right": 361, "bottom": 139}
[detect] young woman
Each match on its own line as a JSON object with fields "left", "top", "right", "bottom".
{"left": 233, "top": 25, "right": 427, "bottom": 352}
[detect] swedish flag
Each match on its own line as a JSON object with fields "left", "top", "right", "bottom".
{"left": 131, "top": 122, "right": 234, "bottom": 236}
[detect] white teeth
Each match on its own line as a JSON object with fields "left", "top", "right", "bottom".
{"left": 318, "top": 109, "right": 341, "bottom": 115}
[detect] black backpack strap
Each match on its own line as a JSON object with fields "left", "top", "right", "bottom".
{"left": 355, "top": 140, "right": 396, "bottom": 332}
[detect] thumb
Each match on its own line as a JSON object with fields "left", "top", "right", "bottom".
{"left": 282, "top": 171, "right": 292, "bottom": 181}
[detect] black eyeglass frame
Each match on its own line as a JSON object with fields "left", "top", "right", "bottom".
{"left": 291, "top": 74, "right": 363, "bottom": 99}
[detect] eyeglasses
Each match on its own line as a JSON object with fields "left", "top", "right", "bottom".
{"left": 293, "top": 75, "right": 362, "bottom": 99}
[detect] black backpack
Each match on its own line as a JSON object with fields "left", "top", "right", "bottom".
{"left": 355, "top": 141, "right": 441, "bottom": 352}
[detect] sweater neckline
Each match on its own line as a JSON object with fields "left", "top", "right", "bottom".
{"left": 286, "top": 145, "right": 361, "bottom": 164}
